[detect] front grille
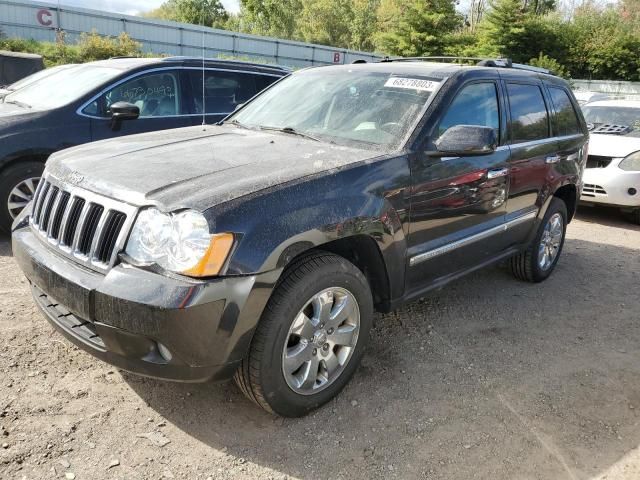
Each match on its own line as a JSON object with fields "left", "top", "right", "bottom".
{"left": 30, "top": 174, "right": 137, "bottom": 272}
{"left": 583, "top": 183, "right": 607, "bottom": 197}
{"left": 586, "top": 155, "right": 613, "bottom": 169}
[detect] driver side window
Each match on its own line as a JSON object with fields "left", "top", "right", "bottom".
{"left": 438, "top": 82, "right": 500, "bottom": 141}
{"left": 84, "top": 71, "right": 181, "bottom": 118}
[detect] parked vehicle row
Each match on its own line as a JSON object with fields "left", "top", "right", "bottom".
{"left": 11, "top": 57, "right": 588, "bottom": 416}
{"left": 578, "top": 100, "right": 640, "bottom": 224}
{"left": 0, "top": 57, "right": 290, "bottom": 232}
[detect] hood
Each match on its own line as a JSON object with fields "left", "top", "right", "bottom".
{"left": 589, "top": 132, "right": 640, "bottom": 158}
{"left": 47, "top": 125, "right": 381, "bottom": 211}
{"left": 0, "top": 100, "right": 41, "bottom": 129}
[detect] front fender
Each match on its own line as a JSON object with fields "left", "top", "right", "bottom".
{"left": 209, "top": 155, "right": 410, "bottom": 301}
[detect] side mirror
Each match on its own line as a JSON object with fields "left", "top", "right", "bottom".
{"left": 110, "top": 101, "right": 140, "bottom": 121}
{"left": 434, "top": 125, "right": 497, "bottom": 156}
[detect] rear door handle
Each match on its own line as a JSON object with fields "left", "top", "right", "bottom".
{"left": 487, "top": 167, "right": 509, "bottom": 179}
{"left": 545, "top": 155, "right": 561, "bottom": 164}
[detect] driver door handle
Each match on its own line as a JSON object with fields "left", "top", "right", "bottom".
{"left": 545, "top": 155, "right": 561, "bottom": 164}
{"left": 487, "top": 167, "right": 509, "bottom": 179}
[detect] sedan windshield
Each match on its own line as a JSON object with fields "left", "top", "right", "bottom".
{"left": 582, "top": 105, "right": 640, "bottom": 127}
{"left": 5, "top": 64, "right": 77, "bottom": 92}
{"left": 4, "top": 64, "right": 122, "bottom": 110}
{"left": 231, "top": 69, "right": 440, "bottom": 149}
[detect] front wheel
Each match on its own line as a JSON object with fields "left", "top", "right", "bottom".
{"left": 510, "top": 197, "right": 567, "bottom": 282}
{"left": 625, "top": 209, "right": 640, "bottom": 225}
{"left": 234, "top": 252, "right": 373, "bottom": 417}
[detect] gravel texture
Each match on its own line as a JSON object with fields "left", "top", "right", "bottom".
{"left": 1, "top": 205, "right": 639, "bottom": 480}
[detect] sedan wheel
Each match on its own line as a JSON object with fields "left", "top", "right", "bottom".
{"left": 8, "top": 176, "right": 40, "bottom": 219}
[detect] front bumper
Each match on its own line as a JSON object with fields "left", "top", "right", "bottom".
{"left": 580, "top": 167, "right": 640, "bottom": 208}
{"left": 12, "top": 226, "right": 278, "bottom": 382}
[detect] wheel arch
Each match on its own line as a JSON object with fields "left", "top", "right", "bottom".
{"left": 299, "top": 235, "right": 392, "bottom": 313}
{"left": 553, "top": 183, "right": 578, "bottom": 222}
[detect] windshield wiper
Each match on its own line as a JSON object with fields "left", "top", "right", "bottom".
{"left": 222, "top": 118, "right": 251, "bottom": 129}
{"left": 5, "top": 99, "right": 31, "bottom": 108}
{"left": 258, "top": 126, "right": 321, "bottom": 142}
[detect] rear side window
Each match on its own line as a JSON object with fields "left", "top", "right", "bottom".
{"left": 186, "top": 70, "right": 259, "bottom": 114}
{"left": 255, "top": 74, "right": 280, "bottom": 93}
{"left": 548, "top": 87, "right": 582, "bottom": 136}
{"left": 506, "top": 83, "right": 550, "bottom": 143}
{"left": 438, "top": 82, "right": 500, "bottom": 139}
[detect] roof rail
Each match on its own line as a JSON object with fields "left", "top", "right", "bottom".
{"left": 379, "top": 56, "right": 553, "bottom": 75}
{"left": 159, "top": 56, "right": 291, "bottom": 71}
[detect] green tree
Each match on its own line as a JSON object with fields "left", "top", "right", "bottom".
{"left": 529, "top": 53, "right": 568, "bottom": 77}
{"left": 238, "top": 0, "right": 302, "bottom": 39}
{"left": 350, "top": 0, "right": 381, "bottom": 51}
{"left": 374, "top": 0, "right": 463, "bottom": 56}
{"left": 144, "top": 0, "right": 229, "bottom": 28}
{"left": 298, "top": 0, "right": 354, "bottom": 47}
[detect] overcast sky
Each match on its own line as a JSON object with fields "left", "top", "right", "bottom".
{"left": 57, "top": 0, "right": 240, "bottom": 16}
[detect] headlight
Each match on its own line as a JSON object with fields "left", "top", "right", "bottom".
{"left": 619, "top": 151, "right": 640, "bottom": 171}
{"left": 125, "top": 208, "right": 234, "bottom": 277}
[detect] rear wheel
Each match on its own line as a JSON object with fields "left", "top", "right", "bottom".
{"left": 0, "top": 161, "right": 44, "bottom": 233}
{"left": 510, "top": 197, "right": 567, "bottom": 282}
{"left": 234, "top": 252, "right": 373, "bottom": 417}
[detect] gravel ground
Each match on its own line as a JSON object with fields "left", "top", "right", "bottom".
{"left": 1, "top": 205, "right": 640, "bottom": 480}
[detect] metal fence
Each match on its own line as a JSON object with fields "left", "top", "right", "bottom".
{"left": 0, "top": 0, "right": 382, "bottom": 67}
{"left": 572, "top": 79, "right": 640, "bottom": 101}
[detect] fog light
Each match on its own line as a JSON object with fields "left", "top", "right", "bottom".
{"left": 629, "top": 188, "right": 637, "bottom": 196}
{"left": 157, "top": 342, "right": 173, "bottom": 362}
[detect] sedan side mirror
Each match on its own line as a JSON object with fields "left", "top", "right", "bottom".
{"left": 110, "top": 101, "right": 140, "bottom": 121}
{"left": 434, "top": 125, "right": 497, "bottom": 156}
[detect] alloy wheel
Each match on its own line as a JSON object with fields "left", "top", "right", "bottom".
{"left": 8, "top": 176, "right": 40, "bottom": 219}
{"left": 538, "top": 212, "right": 563, "bottom": 271}
{"left": 282, "top": 287, "right": 360, "bottom": 395}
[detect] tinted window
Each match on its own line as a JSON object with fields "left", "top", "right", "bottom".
{"left": 549, "top": 87, "right": 581, "bottom": 136}
{"left": 438, "top": 82, "right": 500, "bottom": 139}
{"left": 85, "top": 70, "right": 181, "bottom": 118}
{"left": 506, "top": 83, "right": 550, "bottom": 143}
{"left": 186, "top": 70, "right": 260, "bottom": 114}
{"left": 255, "top": 74, "right": 280, "bottom": 92}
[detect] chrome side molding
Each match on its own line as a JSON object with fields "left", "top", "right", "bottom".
{"left": 409, "top": 210, "right": 537, "bottom": 267}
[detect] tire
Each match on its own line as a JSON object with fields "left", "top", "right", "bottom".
{"left": 234, "top": 251, "right": 374, "bottom": 417}
{"left": 0, "top": 161, "right": 44, "bottom": 234}
{"left": 625, "top": 209, "right": 640, "bottom": 225}
{"left": 510, "top": 197, "right": 567, "bottom": 283}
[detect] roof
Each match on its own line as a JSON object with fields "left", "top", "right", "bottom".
{"left": 86, "top": 56, "right": 291, "bottom": 74}
{"left": 584, "top": 99, "right": 640, "bottom": 108}
{"left": 304, "top": 60, "right": 564, "bottom": 83}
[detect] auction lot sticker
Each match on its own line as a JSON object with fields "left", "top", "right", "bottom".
{"left": 384, "top": 77, "right": 438, "bottom": 91}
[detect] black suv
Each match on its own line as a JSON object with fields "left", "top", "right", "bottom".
{"left": 0, "top": 57, "right": 289, "bottom": 232}
{"left": 12, "top": 58, "right": 588, "bottom": 417}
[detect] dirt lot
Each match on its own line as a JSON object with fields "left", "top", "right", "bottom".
{"left": 1, "top": 206, "right": 639, "bottom": 480}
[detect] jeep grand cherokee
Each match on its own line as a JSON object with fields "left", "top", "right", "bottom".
{"left": 12, "top": 58, "right": 588, "bottom": 417}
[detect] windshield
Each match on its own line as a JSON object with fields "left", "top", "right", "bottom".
{"left": 231, "top": 69, "right": 440, "bottom": 149}
{"left": 582, "top": 105, "right": 640, "bottom": 128}
{"left": 5, "top": 64, "right": 122, "bottom": 109}
{"left": 7, "top": 64, "right": 72, "bottom": 91}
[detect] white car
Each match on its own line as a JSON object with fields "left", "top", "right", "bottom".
{"left": 573, "top": 91, "right": 610, "bottom": 106}
{"left": 580, "top": 100, "right": 640, "bottom": 224}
